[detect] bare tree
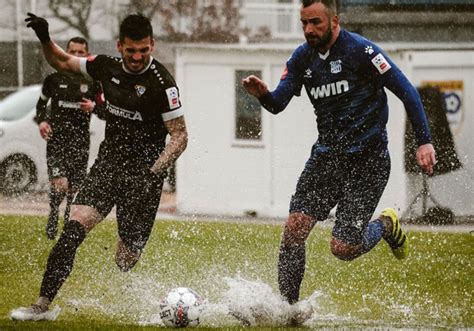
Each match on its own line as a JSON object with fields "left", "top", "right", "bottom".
{"left": 124, "top": 0, "right": 161, "bottom": 20}
{"left": 120, "top": 0, "right": 243, "bottom": 43}
{"left": 190, "top": 0, "right": 241, "bottom": 43}
{"left": 48, "top": 0, "right": 92, "bottom": 39}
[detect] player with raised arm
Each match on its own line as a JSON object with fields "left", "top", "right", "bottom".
{"left": 11, "top": 13, "right": 187, "bottom": 321}
{"left": 242, "top": 0, "right": 436, "bottom": 325}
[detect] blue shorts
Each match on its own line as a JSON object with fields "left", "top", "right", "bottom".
{"left": 289, "top": 144, "right": 391, "bottom": 245}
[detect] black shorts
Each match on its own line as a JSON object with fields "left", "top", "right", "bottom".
{"left": 46, "top": 138, "right": 89, "bottom": 189}
{"left": 73, "top": 158, "right": 163, "bottom": 252}
{"left": 289, "top": 144, "right": 391, "bottom": 245}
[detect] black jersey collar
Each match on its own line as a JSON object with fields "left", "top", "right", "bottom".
{"left": 122, "top": 56, "right": 154, "bottom": 75}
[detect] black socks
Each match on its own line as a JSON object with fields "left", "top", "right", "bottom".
{"left": 278, "top": 243, "right": 306, "bottom": 304}
{"left": 64, "top": 192, "right": 74, "bottom": 223}
{"left": 48, "top": 189, "right": 65, "bottom": 223}
{"left": 46, "top": 189, "right": 66, "bottom": 239}
{"left": 40, "top": 220, "right": 86, "bottom": 301}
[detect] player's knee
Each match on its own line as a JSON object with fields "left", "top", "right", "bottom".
{"left": 70, "top": 205, "right": 102, "bottom": 232}
{"left": 330, "top": 238, "right": 359, "bottom": 261}
{"left": 283, "top": 213, "right": 315, "bottom": 245}
{"left": 51, "top": 177, "right": 69, "bottom": 192}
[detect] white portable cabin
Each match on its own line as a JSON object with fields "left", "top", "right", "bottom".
{"left": 174, "top": 43, "right": 474, "bottom": 218}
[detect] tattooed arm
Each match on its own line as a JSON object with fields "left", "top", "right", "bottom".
{"left": 150, "top": 116, "right": 188, "bottom": 177}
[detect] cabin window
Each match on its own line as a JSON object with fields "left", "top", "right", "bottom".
{"left": 235, "top": 70, "right": 262, "bottom": 141}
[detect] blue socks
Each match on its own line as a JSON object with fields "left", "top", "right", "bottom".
{"left": 361, "top": 219, "right": 385, "bottom": 254}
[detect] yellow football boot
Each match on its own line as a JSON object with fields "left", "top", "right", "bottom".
{"left": 381, "top": 208, "right": 408, "bottom": 259}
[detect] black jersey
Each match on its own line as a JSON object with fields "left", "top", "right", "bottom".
{"left": 79, "top": 55, "right": 183, "bottom": 167}
{"left": 36, "top": 72, "right": 100, "bottom": 140}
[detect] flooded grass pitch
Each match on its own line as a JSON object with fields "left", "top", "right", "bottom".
{"left": 0, "top": 214, "right": 472, "bottom": 329}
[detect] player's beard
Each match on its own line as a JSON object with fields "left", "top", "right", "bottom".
{"left": 305, "top": 26, "right": 332, "bottom": 52}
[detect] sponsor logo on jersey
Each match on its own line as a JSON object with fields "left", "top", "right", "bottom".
{"left": 365, "top": 45, "right": 374, "bottom": 55}
{"left": 135, "top": 84, "right": 146, "bottom": 97}
{"left": 80, "top": 84, "right": 88, "bottom": 93}
{"left": 304, "top": 68, "right": 312, "bottom": 78}
{"left": 111, "top": 77, "right": 120, "bottom": 85}
{"left": 58, "top": 100, "right": 81, "bottom": 109}
{"left": 310, "top": 80, "right": 349, "bottom": 100}
{"left": 106, "top": 101, "right": 143, "bottom": 121}
{"left": 165, "top": 87, "right": 180, "bottom": 110}
{"left": 59, "top": 84, "right": 68, "bottom": 89}
{"left": 330, "top": 60, "right": 342, "bottom": 74}
{"left": 281, "top": 66, "right": 288, "bottom": 80}
{"left": 371, "top": 53, "right": 391, "bottom": 74}
{"left": 52, "top": 168, "right": 60, "bottom": 177}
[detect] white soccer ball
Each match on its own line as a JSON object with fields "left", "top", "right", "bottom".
{"left": 159, "top": 287, "right": 203, "bottom": 328}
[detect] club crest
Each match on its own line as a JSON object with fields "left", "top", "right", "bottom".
{"left": 80, "top": 84, "right": 88, "bottom": 93}
{"left": 135, "top": 85, "right": 146, "bottom": 97}
{"left": 330, "top": 60, "right": 342, "bottom": 74}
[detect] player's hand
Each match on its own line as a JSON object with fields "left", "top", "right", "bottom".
{"left": 242, "top": 75, "right": 268, "bottom": 98}
{"left": 25, "top": 13, "right": 51, "bottom": 43}
{"left": 80, "top": 98, "right": 95, "bottom": 113}
{"left": 140, "top": 168, "right": 166, "bottom": 194}
{"left": 38, "top": 121, "right": 52, "bottom": 140}
{"left": 416, "top": 143, "right": 436, "bottom": 175}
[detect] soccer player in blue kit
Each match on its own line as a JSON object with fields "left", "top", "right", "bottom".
{"left": 243, "top": 0, "right": 436, "bottom": 324}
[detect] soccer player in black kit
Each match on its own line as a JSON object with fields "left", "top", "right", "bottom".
{"left": 36, "top": 36, "right": 103, "bottom": 240}
{"left": 11, "top": 13, "right": 188, "bottom": 320}
{"left": 243, "top": 0, "right": 436, "bottom": 325}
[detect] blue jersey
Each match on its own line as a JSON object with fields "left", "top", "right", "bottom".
{"left": 259, "top": 29, "right": 432, "bottom": 153}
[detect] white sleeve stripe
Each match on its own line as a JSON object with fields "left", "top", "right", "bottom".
{"left": 79, "top": 58, "right": 93, "bottom": 80}
{"left": 161, "top": 107, "right": 184, "bottom": 122}
{"left": 40, "top": 93, "right": 49, "bottom": 101}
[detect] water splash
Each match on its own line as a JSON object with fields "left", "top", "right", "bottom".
{"left": 66, "top": 272, "right": 329, "bottom": 327}
{"left": 65, "top": 273, "right": 452, "bottom": 328}
{"left": 136, "top": 276, "right": 325, "bottom": 327}
{"left": 219, "top": 276, "right": 306, "bottom": 326}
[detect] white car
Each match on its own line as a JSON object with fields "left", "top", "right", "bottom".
{"left": 0, "top": 85, "right": 105, "bottom": 195}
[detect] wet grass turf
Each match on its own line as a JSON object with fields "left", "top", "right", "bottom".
{"left": 0, "top": 214, "right": 472, "bottom": 329}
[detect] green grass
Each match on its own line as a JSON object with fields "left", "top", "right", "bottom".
{"left": 0, "top": 214, "right": 472, "bottom": 329}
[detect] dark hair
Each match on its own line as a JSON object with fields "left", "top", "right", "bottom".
{"left": 119, "top": 14, "right": 153, "bottom": 42}
{"left": 67, "top": 36, "right": 88, "bottom": 51}
{"left": 301, "top": 0, "right": 338, "bottom": 14}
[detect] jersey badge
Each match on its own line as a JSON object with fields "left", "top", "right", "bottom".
{"left": 371, "top": 53, "right": 391, "bottom": 74}
{"left": 111, "top": 77, "right": 120, "bottom": 85}
{"left": 304, "top": 68, "right": 312, "bottom": 78}
{"left": 135, "top": 85, "right": 146, "bottom": 97}
{"left": 52, "top": 168, "right": 60, "bottom": 177}
{"left": 80, "top": 84, "right": 88, "bottom": 93}
{"left": 365, "top": 45, "right": 374, "bottom": 55}
{"left": 165, "top": 87, "right": 180, "bottom": 110}
{"left": 280, "top": 66, "right": 288, "bottom": 80}
{"left": 59, "top": 84, "right": 67, "bottom": 89}
{"left": 330, "top": 60, "right": 342, "bottom": 74}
